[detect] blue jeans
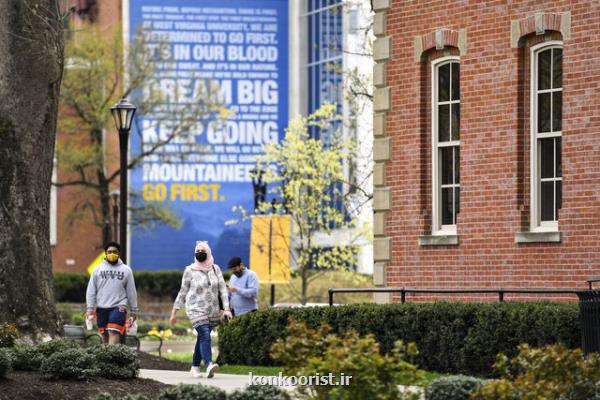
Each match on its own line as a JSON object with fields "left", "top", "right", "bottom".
{"left": 192, "top": 324, "right": 212, "bottom": 367}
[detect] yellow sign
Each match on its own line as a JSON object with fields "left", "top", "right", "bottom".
{"left": 86, "top": 251, "right": 105, "bottom": 275}
{"left": 249, "top": 215, "right": 291, "bottom": 283}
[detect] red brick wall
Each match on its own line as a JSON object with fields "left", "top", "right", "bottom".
{"left": 384, "top": 1, "right": 600, "bottom": 301}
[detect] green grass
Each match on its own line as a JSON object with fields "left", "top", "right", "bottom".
{"left": 159, "top": 351, "right": 281, "bottom": 376}
{"left": 218, "top": 365, "right": 282, "bottom": 376}
{"left": 159, "top": 351, "right": 447, "bottom": 384}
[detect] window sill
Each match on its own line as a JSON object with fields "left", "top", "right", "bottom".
{"left": 515, "top": 231, "right": 561, "bottom": 243}
{"left": 418, "top": 234, "right": 460, "bottom": 246}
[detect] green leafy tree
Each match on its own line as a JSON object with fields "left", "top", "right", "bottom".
{"left": 56, "top": 23, "right": 223, "bottom": 246}
{"left": 231, "top": 104, "right": 370, "bottom": 304}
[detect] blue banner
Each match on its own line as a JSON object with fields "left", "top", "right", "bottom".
{"left": 128, "top": 0, "right": 288, "bottom": 270}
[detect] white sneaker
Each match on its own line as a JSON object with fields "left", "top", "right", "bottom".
{"left": 206, "top": 363, "right": 219, "bottom": 378}
{"left": 190, "top": 366, "right": 202, "bottom": 378}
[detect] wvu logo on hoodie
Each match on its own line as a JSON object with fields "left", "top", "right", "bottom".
{"left": 100, "top": 270, "right": 125, "bottom": 281}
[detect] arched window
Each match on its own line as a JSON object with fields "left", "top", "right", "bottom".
{"left": 432, "top": 57, "right": 460, "bottom": 234}
{"left": 531, "top": 42, "right": 562, "bottom": 230}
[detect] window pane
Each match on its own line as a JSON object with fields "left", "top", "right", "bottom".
{"left": 438, "top": 104, "right": 450, "bottom": 142}
{"left": 454, "top": 187, "right": 460, "bottom": 222}
{"left": 451, "top": 103, "right": 460, "bottom": 140}
{"left": 455, "top": 147, "right": 460, "bottom": 184}
{"left": 441, "top": 147, "right": 452, "bottom": 185}
{"left": 540, "top": 138, "right": 555, "bottom": 179}
{"left": 538, "top": 93, "right": 551, "bottom": 133}
{"left": 540, "top": 181, "right": 554, "bottom": 221}
{"left": 556, "top": 137, "right": 562, "bottom": 177}
{"left": 553, "top": 91, "right": 562, "bottom": 132}
{"left": 556, "top": 180, "right": 562, "bottom": 216}
{"left": 438, "top": 63, "right": 450, "bottom": 102}
{"left": 451, "top": 62, "right": 460, "bottom": 100}
{"left": 553, "top": 48, "right": 562, "bottom": 89}
{"left": 442, "top": 187, "right": 453, "bottom": 225}
{"left": 538, "top": 49, "right": 552, "bottom": 90}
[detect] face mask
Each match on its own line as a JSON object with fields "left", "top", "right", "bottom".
{"left": 233, "top": 268, "right": 244, "bottom": 278}
{"left": 195, "top": 251, "right": 207, "bottom": 262}
{"left": 107, "top": 253, "right": 119, "bottom": 263}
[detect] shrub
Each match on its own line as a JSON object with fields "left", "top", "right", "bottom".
{"left": 54, "top": 271, "right": 185, "bottom": 302}
{"left": 218, "top": 302, "right": 580, "bottom": 375}
{"left": 229, "top": 385, "right": 290, "bottom": 400}
{"left": 86, "top": 344, "right": 139, "bottom": 379}
{"left": 271, "top": 320, "right": 423, "bottom": 400}
{"left": 158, "top": 384, "right": 227, "bottom": 400}
{"left": 41, "top": 348, "right": 99, "bottom": 380}
{"left": 36, "top": 337, "right": 79, "bottom": 358}
{"left": 9, "top": 338, "right": 79, "bottom": 371}
{"left": 0, "top": 323, "right": 18, "bottom": 348}
{"left": 425, "top": 375, "right": 487, "bottom": 400}
{"left": 0, "top": 348, "right": 11, "bottom": 379}
{"left": 8, "top": 344, "right": 42, "bottom": 371}
{"left": 128, "top": 270, "right": 183, "bottom": 300}
{"left": 54, "top": 272, "right": 89, "bottom": 302}
{"left": 473, "top": 343, "right": 600, "bottom": 399}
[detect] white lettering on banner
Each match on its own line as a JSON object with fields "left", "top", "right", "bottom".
{"left": 227, "top": 45, "right": 278, "bottom": 62}
{"left": 192, "top": 45, "right": 225, "bottom": 61}
{"left": 207, "top": 121, "right": 278, "bottom": 144}
{"left": 143, "top": 163, "right": 254, "bottom": 182}
{"left": 144, "top": 79, "right": 232, "bottom": 104}
{"left": 135, "top": 4, "right": 284, "bottom": 196}
{"left": 237, "top": 80, "right": 278, "bottom": 104}
{"left": 142, "top": 119, "right": 204, "bottom": 144}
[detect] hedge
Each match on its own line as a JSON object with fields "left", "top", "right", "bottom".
{"left": 54, "top": 271, "right": 183, "bottom": 302}
{"left": 218, "top": 302, "right": 580, "bottom": 376}
{"left": 54, "top": 270, "right": 233, "bottom": 302}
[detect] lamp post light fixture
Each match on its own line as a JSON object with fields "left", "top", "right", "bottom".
{"left": 110, "top": 98, "right": 136, "bottom": 262}
{"left": 110, "top": 189, "right": 120, "bottom": 243}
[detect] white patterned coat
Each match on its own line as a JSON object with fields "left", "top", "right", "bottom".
{"left": 173, "top": 264, "right": 229, "bottom": 327}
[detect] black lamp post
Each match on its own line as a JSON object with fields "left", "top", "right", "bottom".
{"left": 110, "top": 98, "right": 136, "bottom": 262}
{"left": 110, "top": 189, "right": 120, "bottom": 243}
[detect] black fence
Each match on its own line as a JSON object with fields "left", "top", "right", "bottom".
{"left": 327, "top": 287, "right": 582, "bottom": 306}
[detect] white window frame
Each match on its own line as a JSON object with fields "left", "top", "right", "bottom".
{"left": 50, "top": 154, "right": 57, "bottom": 245}
{"left": 530, "top": 41, "right": 563, "bottom": 232}
{"left": 431, "top": 56, "right": 460, "bottom": 235}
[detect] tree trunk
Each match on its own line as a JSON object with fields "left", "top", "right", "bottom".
{"left": 0, "top": 0, "right": 64, "bottom": 341}
{"left": 301, "top": 261, "right": 309, "bottom": 305}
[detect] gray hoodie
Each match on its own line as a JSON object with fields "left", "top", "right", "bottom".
{"left": 86, "top": 259, "right": 138, "bottom": 313}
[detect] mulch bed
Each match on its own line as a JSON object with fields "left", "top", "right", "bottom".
{"left": 0, "top": 352, "right": 190, "bottom": 400}
{"left": 138, "top": 351, "right": 189, "bottom": 371}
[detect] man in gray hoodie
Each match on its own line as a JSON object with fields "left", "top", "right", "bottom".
{"left": 86, "top": 241, "right": 138, "bottom": 344}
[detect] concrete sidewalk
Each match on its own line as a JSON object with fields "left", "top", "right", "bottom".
{"left": 140, "top": 369, "right": 423, "bottom": 398}
{"left": 140, "top": 369, "right": 293, "bottom": 393}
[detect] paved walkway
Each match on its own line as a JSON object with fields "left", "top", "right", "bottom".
{"left": 140, "top": 369, "right": 423, "bottom": 398}
{"left": 140, "top": 369, "right": 293, "bottom": 393}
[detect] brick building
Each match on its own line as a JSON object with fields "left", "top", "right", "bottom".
{"left": 51, "top": 0, "right": 122, "bottom": 272}
{"left": 371, "top": 0, "right": 600, "bottom": 302}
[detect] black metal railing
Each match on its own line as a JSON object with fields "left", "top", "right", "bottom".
{"left": 327, "top": 287, "right": 582, "bottom": 306}
{"left": 587, "top": 277, "right": 600, "bottom": 290}
{"left": 577, "top": 290, "right": 600, "bottom": 353}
